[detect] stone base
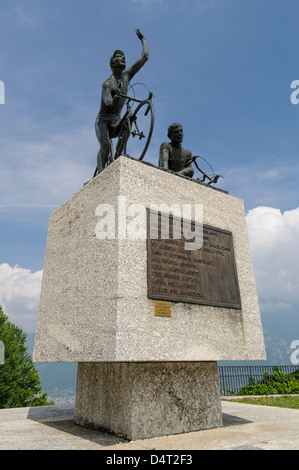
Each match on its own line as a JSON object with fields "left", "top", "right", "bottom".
{"left": 34, "top": 156, "right": 265, "bottom": 363}
{"left": 74, "top": 361, "right": 223, "bottom": 441}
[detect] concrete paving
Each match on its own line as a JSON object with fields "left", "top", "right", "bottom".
{"left": 0, "top": 399, "right": 299, "bottom": 450}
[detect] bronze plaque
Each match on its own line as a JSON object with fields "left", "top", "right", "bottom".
{"left": 154, "top": 301, "right": 171, "bottom": 317}
{"left": 147, "top": 210, "right": 241, "bottom": 309}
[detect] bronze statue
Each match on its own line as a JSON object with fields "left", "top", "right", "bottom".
{"left": 159, "top": 122, "right": 222, "bottom": 185}
{"left": 159, "top": 123, "right": 194, "bottom": 178}
{"left": 95, "top": 29, "right": 149, "bottom": 175}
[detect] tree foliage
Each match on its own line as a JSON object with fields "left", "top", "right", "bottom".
{"left": 0, "top": 306, "right": 50, "bottom": 408}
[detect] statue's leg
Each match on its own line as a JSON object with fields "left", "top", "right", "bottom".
{"left": 95, "top": 118, "right": 111, "bottom": 172}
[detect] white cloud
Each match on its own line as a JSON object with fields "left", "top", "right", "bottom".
{"left": 246, "top": 206, "right": 299, "bottom": 313}
{"left": 14, "top": 5, "right": 36, "bottom": 26}
{"left": 0, "top": 126, "right": 97, "bottom": 210}
{"left": 1, "top": 205, "right": 298, "bottom": 334}
{"left": 130, "top": 0, "right": 219, "bottom": 14}
{"left": 0, "top": 263, "right": 42, "bottom": 333}
{"left": 220, "top": 164, "right": 299, "bottom": 210}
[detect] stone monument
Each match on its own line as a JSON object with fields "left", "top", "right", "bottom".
{"left": 33, "top": 32, "right": 266, "bottom": 441}
{"left": 34, "top": 156, "right": 266, "bottom": 440}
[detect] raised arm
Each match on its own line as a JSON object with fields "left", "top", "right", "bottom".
{"left": 127, "top": 29, "right": 149, "bottom": 81}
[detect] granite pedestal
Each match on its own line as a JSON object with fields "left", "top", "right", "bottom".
{"left": 34, "top": 156, "right": 266, "bottom": 440}
{"left": 74, "top": 362, "right": 222, "bottom": 440}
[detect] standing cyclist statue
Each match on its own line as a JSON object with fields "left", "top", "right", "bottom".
{"left": 94, "top": 29, "right": 149, "bottom": 175}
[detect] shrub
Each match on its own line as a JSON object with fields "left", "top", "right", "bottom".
{"left": 237, "top": 367, "right": 299, "bottom": 396}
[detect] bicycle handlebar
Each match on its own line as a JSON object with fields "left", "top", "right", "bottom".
{"left": 118, "top": 91, "right": 153, "bottom": 103}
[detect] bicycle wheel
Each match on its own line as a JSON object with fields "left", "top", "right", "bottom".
{"left": 125, "top": 99, "right": 154, "bottom": 161}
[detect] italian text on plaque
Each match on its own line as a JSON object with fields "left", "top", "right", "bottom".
{"left": 147, "top": 210, "right": 241, "bottom": 309}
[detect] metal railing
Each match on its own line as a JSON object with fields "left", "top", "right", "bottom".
{"left": 218, "top": 365, "right": 299, "bottom": 396}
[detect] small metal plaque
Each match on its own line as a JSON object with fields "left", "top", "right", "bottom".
{"left": 154, "top": 301, "right": 171, "bottom": 317}
{"left": 147, "top": 210, "right": 241, "bottom": 309}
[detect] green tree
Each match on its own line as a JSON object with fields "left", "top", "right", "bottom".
{"left": 0, "top": 305, "right": 50, "bottom": 408}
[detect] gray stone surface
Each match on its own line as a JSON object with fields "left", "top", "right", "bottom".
{"left": 1, "top": 401, "right": 299, "bottom": 450}
{"left": 74, "top": 361, "right": 222, "bottom": 440}
{"left": 34, "top": 156, "right": 265, "bottom": 363}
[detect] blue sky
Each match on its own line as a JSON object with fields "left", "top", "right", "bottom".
{"left": 0, "top": 0, "right": 299, "bottom": 350}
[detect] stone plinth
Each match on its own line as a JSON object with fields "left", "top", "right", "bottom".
{"left": 33, "top": 155, "right": 265, "bottom": 440}
{"left": 33, "top": 156, "right": 265, "bottom": 363}
{"left": 74, "top": 361, "right": 222, "bottom": 440}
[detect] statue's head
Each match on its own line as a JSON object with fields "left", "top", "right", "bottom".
{"left": 110, "top": 50, "right": 126, "bottom": 72}
{"left": 167, "top": 123, "right": 183, "bottom": 143}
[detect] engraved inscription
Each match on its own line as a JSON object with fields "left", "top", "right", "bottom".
{"left": 147, "top": 211, "right": 241, "bottom": 309}
{"left": 154, "top": 301, "right": 171, "bottom": 317}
